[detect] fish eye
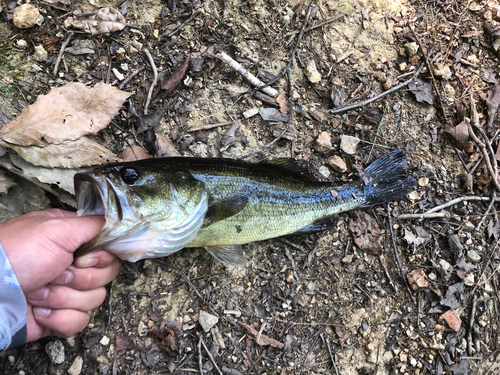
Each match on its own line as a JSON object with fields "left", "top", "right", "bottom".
{"left": 120, "top": 167, "right": 140, "bottom": 184}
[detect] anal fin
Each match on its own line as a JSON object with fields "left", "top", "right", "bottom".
{"left": 204, "top": 245, "right": 246, "bottom": 266}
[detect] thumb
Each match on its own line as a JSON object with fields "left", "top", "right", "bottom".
{"left": 50, "top": 215, "right": 106, "bottom": 254}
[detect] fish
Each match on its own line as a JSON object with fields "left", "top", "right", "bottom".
{"left": 74, "top": 149, "right": 416, "bottom": 265}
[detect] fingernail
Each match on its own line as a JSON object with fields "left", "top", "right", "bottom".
{"left": 79, "top": 256, "right": 98, "bottom": 268}
{"left": 34, "top": 307, "right": 52, "bottom": 318}
{"left": 27, "top": 287, "right": 49, "bottom": 300}
{"left": 52, "top": 270, "right": 74, "bottom": 285}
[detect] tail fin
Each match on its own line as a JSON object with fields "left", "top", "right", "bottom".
{"left": 363, "top": 149, "right": 416, "bottom": 207}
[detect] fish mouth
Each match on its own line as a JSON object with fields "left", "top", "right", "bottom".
{"left": 74, "top": 173, "right": 122, "bottom": 221}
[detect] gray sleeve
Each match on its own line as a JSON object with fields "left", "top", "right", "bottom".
{"left": 0, "top": 242, "right": 27, "bottom": 352}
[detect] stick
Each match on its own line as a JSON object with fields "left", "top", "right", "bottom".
{"left": 425, "top": 196, "right": 500, "bottom": 214}
{"left": 143, "top": 48, "right": 158, "bottom": 115}
{"left": 118, "top": 66, "right": 145, "bottom": 90}
{"left": 477, "top": 192, "right": 497, "bottom": 231}
{"left": 467, "top": 294, "right": 478, "bottom": 355}
{"left": 286, "top": 12, "right": 346, "bottom": 36}
{"left": 217, "top": 52, "right": 278, "bottom": 97}
{"left": 198, "top": 336, "right": 204, "bottom": 375}
{"left": 320, "top": 333, "right": 339, "bottom": 375}
{"left": 397, "top": 212, "right": 451, "bottom": 220}
{"left": 200, "top": 337, "right": 223, "bottom": 375}
{"left": 53, "top": 32, "right": 73, "bottom": 76}
{"left": 187, "top": 122, "right": 234, "bottom": 132}
{"left": 387, "top": 204, "right": 415, "bottom": 304}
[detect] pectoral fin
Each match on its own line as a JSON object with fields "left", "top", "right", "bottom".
{"left": 203, "top": 194, "right": 249, "bottom": 227}
{"left": 204, "top": 245, "right": 246, "bottom": 266}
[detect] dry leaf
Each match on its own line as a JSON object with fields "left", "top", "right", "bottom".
{"left": 0, "top": 82, "right": 131, "bottom": 147}
{"left": 348, "top": 211, "right": 383, "bottom": 255}
{"left": 443, "top": 120, "right": 470, "bottom": 150}
{"left": 10, "top": 137, "right": 120, "bottom": 169}
{"left": 0, "top": 170, "right": 16, "bottom": 195}
{"left": 276, "top": 90, "right": 290, "bottom": 114}
{"left": 161, "top": 55, "right": 191, "bottom": 97}
{"left": 122, "top": 145, "right": 151, "bottom": 161}
{"left": 66, "top": 7, "right": 126, "bottom": 35}
{"left": 487, "top": 85, "right": 500, "bottom": 130}
{"left": 0, "top": 178, "right": 50, "bottom": 223}
{"left": 155, "top": 133, "right": 180, "bottom": 157}
{"left": 240, "top": 323, "right": 284, "bottom": 349}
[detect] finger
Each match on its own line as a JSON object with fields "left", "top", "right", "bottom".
{"left": 33, "top": 307, "right": 90, "bottom": 338}
{"left": 51, "top": 260, "right": 120, "bottom": 290}
{"left": 73, "top": 250, "right": 117, "bottom": 269}
{"left": 28, "top": 208, "right": 77, "bottom": 219}
{"left": 25, "top": 305, "right": 51, "bottom": 343}
{"left": 26, "top": 285, "right": 107, "bottom": 312}
{"left": 46, "top": 215, "right": 106, "bottom": 253}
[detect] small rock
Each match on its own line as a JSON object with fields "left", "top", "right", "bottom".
{"left": 68, "top": 356, "right": 83, "bottom": 375}
{"left": 138, "top": 321, "right": 148, "bottom": 336}
{"left": 65, "top": 47, "right": 95, "bottom": 55}
{"left": 418, "top": 177, "right": 429, "bottom": 187}
{"left": 199, "top": 310, "right": 218, "bottom": 332}
{"left": 373, "top": 71, "right": 386, "bottom": 82}
{"left": 286, "top": 271, "right": 295, "bottom": 283}
{"left": 366, "top": 342, "right": 375, "bottom": 352}
{"left": 466, "top": 250, "right": 481, "bottom": 263}
{"left": 129, "top": 46, "right": 139, "bottom": 54}
{"left": 383, "top": 76, "right": 393, "bottom": 90}
{"left": 407, "top": 269, "right": 430, "bottom": 291}
{"left": 318, "top": 165, "right": 330, "bottom": 178}
{"left": 340, "top": 135, "right": 360, "bottom": 155}
{"left": 243, "top": 108, "right": 259, "bottom": 118}
{"left": 327, "top": 155, "right": 347, "bottom": 172}
{"left": 45, "top": 340, "right": 65, "bottom": 364}
{"left": 439, "top": 259, "right": 452, "bottom": 272}
{"left": 399, "top": 62, "right": 407, "bottom": 71}
{"left": 400, "top": 352, "right": 408, "bottom": 362}
{"left": 404, "top": 42, "right": 419, "bottom": 57}
{"left": 17, "top": 39, "right": 28, "bottom": 49}
{"left": 429, "top": 336, "right": 445, "bottom": 350}
{"left": 431, "top": 63, "right": 452, "bottom": 80}
{"left": 33, "top": 45, "right": 48, "bottom": 62}
{"left": 313, "top": 132, "right": 332, "bottom": 152}
{"left": 441, "top": 310, "right": 462, "bottom": 332}
{"left": 13, "top": 4, "right": 44, "bottom": 29}
{"left": 112, "top": 68, "right": 125, "bottom": 81}
{"left": 100, "top": 335, "right": 110, "bottom": 346}
{"left": 409, "top": 55, "right": 420, "bottom": 66}
{"left": 304, "top": 60, "right": 322, "bottom": 83}
{"left": 371, "top": 61, "right": 382, "bottom": 70}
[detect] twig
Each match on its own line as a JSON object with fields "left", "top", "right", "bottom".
{"left": 397, "top": 212, "right": 451, "bottom": 220}
{"left": 217, "top": 52, "right": 278, "bottom": 97}
{"left": 53, "top": 32, "right": 73, "bottom": 76}
{"left": 106, "top": 51, "right": 112, "bottom": 85}
{"left": 320, "top": 333, "right": 339, "bottom": 375}
{"left": 118, "top": 66, "right": 145, "bottom": 90}
{"left": 467, "top": 293, "right": 478, "bottom": 355}
{"left": 330, "top": 64, "right": 424, "bottom": 114}
{"left": 477, "top": 192, "right": 497, "bottom": 231}
{"left": 387, "top": 203, "right": 415, "bottom": 304}
{"left": 224, "top": 2, "right": 315, "bottom": 99}
{"left": 285, "top": 246, "right": 300, "bottom": 283}
{"left": 188, "top": 122, "right": 234, "bottom": 132}
{"left": 256, "top": 322, "right": 265, "bottom": 345}
{"left": 425, "top": 196, "right": 500, "bottom": 214}
{"left": 200, "top": 336, "right": 223, "bottom": 375}
{"left": 198, "top": 336, "right": 204, "bottom": 375}
{"left": 143, "top": 48, "right": 158, "bottom": 115}
{"left": 286, "top": 12, "right": 346, "bottom": 36}
{"left": 378, "top": 255, "right": 397, "bottom": 292}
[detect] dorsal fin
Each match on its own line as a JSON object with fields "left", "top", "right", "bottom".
{"left": 203, "top": 194, "right": 249, "bottom": 228}
{"left": 262, "top": 158, "right": 320, "bottom": 181}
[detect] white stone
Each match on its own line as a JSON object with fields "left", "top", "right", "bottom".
{"left": 340, "top": 135, "right": 360, "bottom": 155}
{"left": 243, "top": 108, "right": 259, "bottom": 118}
{"left": 199, "top": 310, "right": 219, "bottom": 332}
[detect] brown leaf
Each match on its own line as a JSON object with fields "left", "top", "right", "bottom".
{"left": 161, "top": 55, "right": 191, "bottom": 97}
{"left": 404, "top": 228, "right": 431, "bottom": 247}
{"left": 0, "top": 82, "right": 131, "bottom": 147}
{"left": 10, "top": 137, "right": 120, "bottom": 168}
{"left": 122, "top": 145, "right": 151, "bottom": 161}
{"left": 348, "top": 211, "right": 383, "bottom": 255}
{"left": 155, "top": 133, "right": 180, "bottom": 157}
{"left": 0, "top": 170, "right": 16, "bottom": 195}
{"left": 276, "top": 90, "right": 289, "bottom": 114}
{"left": 66, "top": 7, "right": 126, "bottom": 35}
{"left": 116, "top": 332, "right": 134, "bottom": 351}
{"left": 443, "top": 120, "right": 470, "bottom": 150}
{"left": 240, "top": 323, "right": 284, "bottom": 349}
{"left": 487, "top": 85, "right": 500, "bottom": 130}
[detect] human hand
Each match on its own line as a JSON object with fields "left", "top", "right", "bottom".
{"left": 0, "top": 209, "right": 120, "bottom": 342}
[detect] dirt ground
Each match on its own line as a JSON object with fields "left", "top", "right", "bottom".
{"left": 1, "top": 0, "right": 500, "bottom": 374}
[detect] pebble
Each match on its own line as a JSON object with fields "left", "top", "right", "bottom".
{"left": 431, "top": 63, "right": 452, "bottom": 80}
{"left": 33, "top": 45, "right": 48, "bottom": 62}
{"left": 318, "top": 165, "right": 330, "bottom": 178}
{"left": 327, "top": 155, "right": 347, "bottom": 172}
{"left": 439, "top": 259, "right": 452, "bottom": 272}
{"left": 13, "top": 4, "right": 44, "bottom": 29}
{"left": 340, "top": 135, "right": 360, "bottom": 155}
{"left": 399, "top": 62, "right": 407, "bottom": 71}
{"left": 366, "top": 342, "right": 375, "bottom": 352}
{"left": 65, "top": 47, "right": 95, "bottom": 55}
{"left": 404, "top": 42, "right": 419, "bottom": 57}
{"left": 112, "top": 68, "right": 125, "bottom": 81}
{"left": 17, "top": 39, "right": 28, "bottom": 49}
{"left": 410, "top": 358, "right": 417, "bottom": 367}
{"left": 100, "top": 335, "right": 110, "bottom": 346}
{"left": 304, "top": 60, "right": 322, "bottom": 83}
{"left": 418, "top": 177, "right": 429, "bottom": 187}
{"left": 373, "top": 71, "right": 386, "bottom": 82}
{"left": 286, "top": 271, "right": 295, "bottom": 283}
{"left": 243, "top": 108, "right": 259, "bottom": 118}
{"left": 407, "top": 269, "right": 430, "bottom": 291}
{"left": 199, "top": 310, "right": 219, "bottom": 332}
{"left": 45, "top": 340, "right": 65, "bottom": 364}
{"left": 68, "top": 356, "right": 83, "bottom": 375}
{"left": 400, "top": 352, "right": 408, "bottom": 362}
{"left": 313, "top": 132, "right": 332, "bottom": 152}
{"left": 441, "top": 310, "right": 461, "bottom": 332}
{"left": 466, "top": 250, "right": 481, "bottom": 263}
{"left": 137, "top": 321, "right": 148, "bottom": 336}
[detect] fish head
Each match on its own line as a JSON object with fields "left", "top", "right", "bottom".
{"left": 74, "top": 162, "right": 208, "bottom": 262}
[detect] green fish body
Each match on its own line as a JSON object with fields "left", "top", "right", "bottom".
{"left": 74, "top": 150, "right": 415, "bottom": 265}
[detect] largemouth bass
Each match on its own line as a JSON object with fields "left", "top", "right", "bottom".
{"left": 74, "top": 150, "right": 416, "bottom": 265}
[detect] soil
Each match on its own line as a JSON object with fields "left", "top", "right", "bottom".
{"left": 1, "top": 0, "right": 500, "bottom": 374}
